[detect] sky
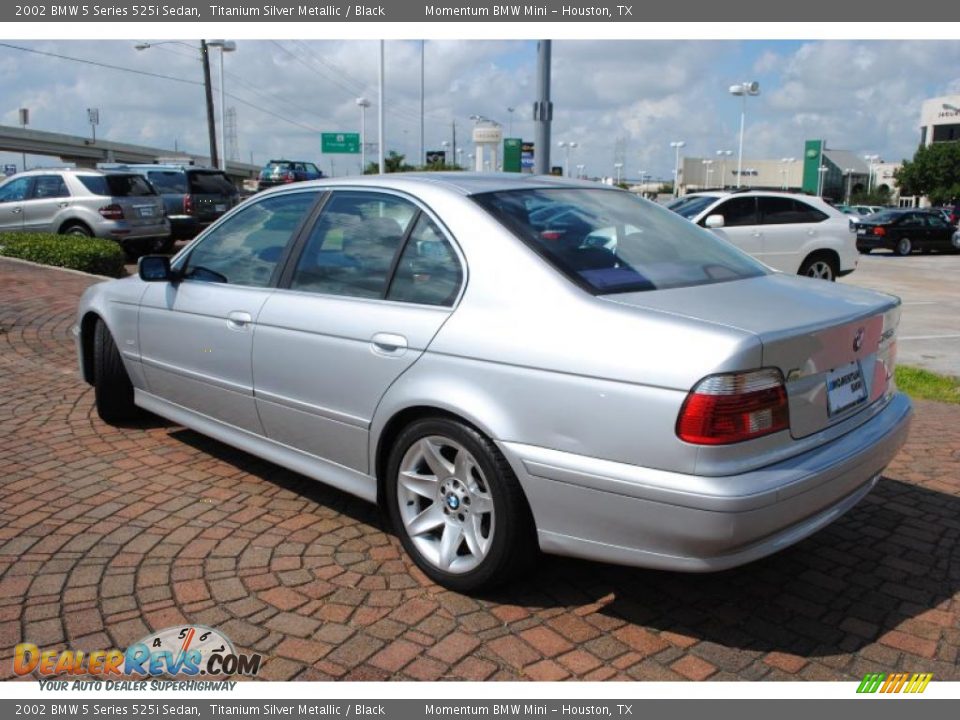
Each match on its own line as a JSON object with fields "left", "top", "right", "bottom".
{"left": 2, "top": 38, "right": 960, "bottom": 180}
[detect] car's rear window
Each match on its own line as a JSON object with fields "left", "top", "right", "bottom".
{"left": 189, "top": 171, "right": 236, "bottom": 195}
{"left": 474, "top": 188, "right": 767, "bottom": 294}
{"left": 78, "top": 174, "right": 156, "bottom": 197}
{"left": 146, "top": 170, "right": 188, "bottom": 194}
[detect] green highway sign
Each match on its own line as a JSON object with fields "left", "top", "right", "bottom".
{"left": 321, "top": 132, "right": 360, "bottom": 154}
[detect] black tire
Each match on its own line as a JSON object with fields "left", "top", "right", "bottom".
{"left": 895, "top": 237, "right": 912, "bottom": 256}
{"left": 798, "top": 254, "right": 838, "bottom": 281}
{"left": 62, "top": 222, "right": 92, "bottom": 237}
{"left": 858, "top": 248, "right": 871, "bottom": 255}
{"left": 150, "top": 236, "right": 175, "bottom": 254}
{"left": 93, "top": 319, "right": 140, "bottom": 423}
{"left": 385, "top": 417, "right": 537, "bottom": 593}
{"left": 951, "top": 233, "right": 960, "bottom": 253}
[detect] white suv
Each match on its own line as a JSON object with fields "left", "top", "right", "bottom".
{"left": 667, "top": 191, "right": 857, "bottom": 281}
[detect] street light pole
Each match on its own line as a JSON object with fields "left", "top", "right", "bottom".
{"left": 716, "top": 149, "right": 732, "bottom": 189}
{"left": 817, "top": 165, "right": 828, "bottom": 197}
{"left": 378, "top": 40, "right": 385, "bottom": 174}
{"left": 357, "top": 98, "right": 370, "bottom": 173}
{"left": 729, "top": 81, "right": 760, "bottom": 189}
{"left": 864, "top": 154, "right": 880, "bottom": 194}
{"left": 670, "top": 140, "right": 685, "bottom": 197}
{"left": 18, "top": 108, "right": 28, "bottom": 171}
{"left": 614, "top": 162, "right": 623, "bottom": 184}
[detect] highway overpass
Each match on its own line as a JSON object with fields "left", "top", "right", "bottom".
{"left": 0, "top": 124, "right": 259, "bottom": 182}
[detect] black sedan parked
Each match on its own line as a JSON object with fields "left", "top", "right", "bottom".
{"left": 855, "top": 209, "right": 960, "bottom": 255}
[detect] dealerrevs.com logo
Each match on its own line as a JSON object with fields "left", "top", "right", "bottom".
{"left": 14, "top": 625, "right": 262, "bottom": 684}
{"left": 857, "top": 673, "right": 933, "bottom": 694}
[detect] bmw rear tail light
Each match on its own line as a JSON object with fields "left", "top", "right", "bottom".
{"left": 98, "top": 204, "right": 124, "bottom": 220}
{"left": 183, "top": 194, "right": 194, "bottom": 215}
{"left": 677, "top": 369, "right": 789, "bottom": 445}
{"left": 283, "top": 171, "right": 295, "bottom": 183}
{"left": 873, "top": 226, "right": 886, "bottom": 237}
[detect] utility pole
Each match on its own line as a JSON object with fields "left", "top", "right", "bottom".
{"left": 420, "top": 40, "right": 425, "bottom": 168}
{"left": 378, "top": 40, "right": 385, "bottom": 174}
{"left": 533, "top": 40, "right": 552, "bottom": 175}
{"left": 200, "top": 40, "right": 219, "bottom": 169}
{"left": 452, "top": 119, "right": 457, "bottom": 170}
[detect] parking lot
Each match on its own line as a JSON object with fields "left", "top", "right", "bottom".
{"left": 1, "top": 256, "right": 958, "bottom": 682}
{"left": 841, "top": 252, "right": 960, "bottom": 377}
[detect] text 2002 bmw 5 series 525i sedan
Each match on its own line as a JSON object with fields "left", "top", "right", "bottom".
{"left": 75, "top": 174, "right": 912, "bottom": 592}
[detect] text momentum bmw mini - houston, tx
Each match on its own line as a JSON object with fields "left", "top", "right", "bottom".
{"left": 75, "top": 174, "right": 911, "bottom": 592}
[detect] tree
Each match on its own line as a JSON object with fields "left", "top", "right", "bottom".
{"left": 895, "top": 142, "right": 960, "bottom": 205}
{"left": 364, "top": 150, "right": 415, "bottom": 174}
{"left": 850, "top": 186, "right": 891, "bottom": 206}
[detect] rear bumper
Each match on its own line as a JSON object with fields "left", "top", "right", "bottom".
{"left": 503, "top": 392, "right": 912, "bottom": 571}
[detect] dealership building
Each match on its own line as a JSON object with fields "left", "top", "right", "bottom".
{"left": 679, "top": 141, "right": 900, "bottom": 203}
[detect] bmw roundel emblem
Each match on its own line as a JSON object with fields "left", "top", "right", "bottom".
{"left": 853, "top": 327, "right": 865, "bottom": 352}
{"left": 446, "top": 495, "right": 460, "bottom": 510}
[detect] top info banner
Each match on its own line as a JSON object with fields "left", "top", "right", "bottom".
{"left": 6, "top": 0, "right": 959, "bottom": 22}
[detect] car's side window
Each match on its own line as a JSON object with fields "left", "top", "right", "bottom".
{"left": 925, "top": 215, "right": 948, "bottom": 228}
{"left": 31, "top": 175, "right": 70, "bottom": 200}
{"left": 387, "top": 215, "right": 463, "bottom": 307}
{"left": 757, "top": 197, "right": 798, "bottom": 225}
{"left": 289, "top": 191, "right": 418, "bottom": 299}
{"left": 0, "top": 177, "right": 32, "bottom": 203}
{"left": 713, "top": 197, "right": 758, "bottom": 227}
{"left": 899, "top": 214, "right": 923, "bottom": 228}
{"left": 181, "top": 191, "right": 319, "bottom": 287}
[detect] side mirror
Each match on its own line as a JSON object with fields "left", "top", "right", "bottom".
{"left": 705, "top": 214, "right": 725, "bottom": 229}
{"left": 138, "top": 255, "right": 177, "bottom": 282}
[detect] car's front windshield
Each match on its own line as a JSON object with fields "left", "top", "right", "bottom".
{"left": 474, "top": 188, "right": 767, "bottom": 294}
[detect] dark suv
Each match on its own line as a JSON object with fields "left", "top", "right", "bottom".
{"left": 119, "top": 164, "right": 239, "bottom": 240}
{"left": 257, "top": 160, "right": 324, "bottom": 191}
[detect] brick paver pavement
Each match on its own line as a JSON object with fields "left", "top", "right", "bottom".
{"left": 1, "top": 257, "right": 958, "bottom": 681}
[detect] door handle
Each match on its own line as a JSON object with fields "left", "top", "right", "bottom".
{"left": 58, "top": 202, "right": 69, "bottom": 208}
{"left": 227, "top": 311, "right": 252, "bottom": 328}
{"left": 371, "top": 332, "right": 408, "bottom": 355}
{"left": 11, "top": 207, "right": 22, "bottom": 214}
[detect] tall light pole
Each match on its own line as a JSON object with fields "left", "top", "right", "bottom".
{"left": 18, "top": 108, "right": 28, "bottom": 171}
{"left": 716, "top": 149, "right": 732, "bottom": 189}
{"left": 558, "top": 141, "right": 577, "bottom": 177}
{"left": 87, "top": 108, "right": 99, "bottom": 144}
{"left": 729, "top": 81, "right": 760, "bottom": 188}
{"left": 507, "top": 107, "right": 515, "bottom": 137}
{"left": 864, "top": 153, "right": 880, "bottom": 194}
{"left": 780, "top": 157, "right": 795, "bottom": 190}
{"left": 419, "top": 40, "right": 425, "bottom": 168}
{"left": 441, "top": 140, "right": 450, "bottom": 167}
{"left": 614, "top": 162, "right": 623, "bottom": 184}
{"left": 533, "top": 40, "right": 552, "bottom": 175}
{"left": 207, "top": 39, "right": 236, "bottom": 172}
{"left": 844, "top": 168, "right": 855, "bottom": 204}
{"left": 817, "top": 164, "right": 828, "bottom": 197}
{"left": 670, "top": 140, "right": 685, "bottom": 197}
{"left": 378, "top": 40, "right": 385, "bottom": 174}
{"left": 356, "top": 98, "right": 370, "bottom": 173}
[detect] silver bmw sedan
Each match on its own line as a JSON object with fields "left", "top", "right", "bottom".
{"left": 75, "top": 174, "right": 912, "bottom": 592}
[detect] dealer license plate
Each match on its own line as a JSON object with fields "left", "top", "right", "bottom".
{"left": 137, "top": 206, "right": 155, "bottom": 218}
{"left": 826, "top": 360, "right": 868, "bottom": 416}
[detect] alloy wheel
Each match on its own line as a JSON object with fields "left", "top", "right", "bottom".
{"left": 396, "top": 435, "right": 495, "bottom": 574}
{"left": 804, "top": 260, "right": 835, "bottom": 281}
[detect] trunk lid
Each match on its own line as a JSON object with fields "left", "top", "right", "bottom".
{"left": 604, "top": 273, "right": 900, "bottom": 438}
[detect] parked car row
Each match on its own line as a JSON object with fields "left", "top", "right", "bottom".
{"left": 0, "top": 165, "right": 239, "bottom": 258}
{"left": 853, "top": 208, "right": 960, "bottom": 255}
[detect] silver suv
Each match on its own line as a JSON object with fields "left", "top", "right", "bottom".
{"left": 0, "top": 168, "right": 170, "bottom": 256}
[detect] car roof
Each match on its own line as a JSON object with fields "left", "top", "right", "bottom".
{"left": 265, "top": 172, "right": 615, "bottom": 197}
{"left": 122, "top": 164, "right": 222, "bottom": 172}
{"left": 12, "top": 167, "right": 139, "bottom": 177}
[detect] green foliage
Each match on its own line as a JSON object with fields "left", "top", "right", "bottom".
{"left": 895, "top": 366, "right": 960, "bottom": 405}
{"left": 364, "top": 150, "right": 416, "bottom": 174}
{"left": 849, "top": 186, "right": 892, "bottom": 206}
{"left": 0, "top": 232, "right": 126, "bottom": 277}
{"left": 895, "top": 142, "right": 960, "bottom": 205}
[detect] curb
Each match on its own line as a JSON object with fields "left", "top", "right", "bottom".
{"left": 0, "top": 254, "right": 117, "bottom": 280}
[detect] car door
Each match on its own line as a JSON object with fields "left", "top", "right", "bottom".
{"left": 755, "top": 196, "right": 830, "bottom": 274}
{"left": 252, "top": 190, "right": 464, "bottom": 474}
{"left": 923, "top": 213, "right": 953, "bottom": 249}
{"left": 0, "top": 177, "right": 32, "bottom": 231}
{"left": 896, "top": 213, "right": 926, "bottom": 249}
{"left": 701, "top": 196, "right": 762, "bottom": 262}
{"left": 138, "top": 189, "right": 321, "bottom": 433}
{"left": 22, "top": 174, "right": 71, "bottom": 233}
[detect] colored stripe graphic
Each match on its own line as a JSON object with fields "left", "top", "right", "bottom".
{"left": 857, "top": 672, "right": 932, "bottom": 694}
